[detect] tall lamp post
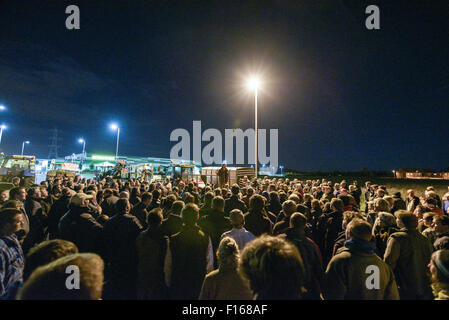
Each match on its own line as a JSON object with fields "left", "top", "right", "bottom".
{"left": 0, "top": 125, "right": 7, "bottom": 144}
{"left": 78, "top": 138, "right": 86, "bottom": 157}
{"left": 248, "top": 77, "right": 261, "bottom": 178}
{"left": 110, "top": 124, "right": 120, "bottom": 160}
{"left": 21, "top": 141, "right": 30, "bottom": 155}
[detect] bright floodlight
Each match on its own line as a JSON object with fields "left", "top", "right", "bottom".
{"left": 25, "top": 141, "right": 30, "bottom": 144}
{"left": 78, "top": 138, "right": 85, "bottom": 143}
{"left": 0, "top": 105, "right": 5, "bottom": 111}
{"left": 109, "top": 123, "right": 118, "bottom": 130}
{"left": 0, "top": 125, "right": 6, "bottom": 129}
{"left": 247, "top": 77, "right": 261, "bottom": 90}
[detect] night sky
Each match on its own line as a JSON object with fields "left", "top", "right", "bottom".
{"left": 0, "top": 0, "right": 448, "bottom": 171}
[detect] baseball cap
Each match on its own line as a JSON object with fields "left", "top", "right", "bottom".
{"left": 70, "top": 193, "right": 93, "bottom": 206}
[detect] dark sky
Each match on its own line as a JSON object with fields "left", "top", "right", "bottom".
{"left": 0, "top": 0, "right": 448, "bottom": 171}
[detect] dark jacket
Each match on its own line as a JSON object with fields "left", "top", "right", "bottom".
{"left": 59, "top": 205, "right": 103, "bottom": 254}
{"left": 101, "top": 195, "right": 119, "bottom": 217}
{"left": 102, "top": 213, "right": 143, "bottom": 299}
{"left": 324, "top": 242, "right": 399, "bottom": 300}
{"left": 136, "top": 226, "right": 169, "bottom": 299}
{"left": 47, "top": 195, "right": 71, "bottom": 239}
{"left": 224, "top": 195, "right": 247, "bottom": 215}
{"left": 161, "top": 214, "right": 183, "bottom": 237}
{"left": 323, "top": 211, "right": 344, "bottom": 265}
{"left": 384, "top": 228, "right": 433, "bottom": 300}
{"left": 130, "top": 202, "right": 149, "bottom": 229}
{"left": 148, "top": 199, "right": 161, "bottom": 212}
{"left": 199, "top": 209, "right": 232, "bottom": 266}
{"left": 281, "top": 228, "right": 323, "bottom": 300}
{"left": 169, "top": 224, "right": 210, "bottom": 300}
{"left": 243, "top": 211, "right": 272, "bottom": 237}
{"left": 23, "top": 198, "right": 48, "bottom": 253}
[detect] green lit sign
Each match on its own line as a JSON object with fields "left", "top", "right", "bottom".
{"left": 92, "top": 155, "right": 116, "bottom": 161}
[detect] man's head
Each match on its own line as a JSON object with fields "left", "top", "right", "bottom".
{"left": 394, "top": 210, "right": 418, "bottom": 229}
{"left": 433, "top": 215, "right": 449, "bottom": 235}
{"left": 289, "top": 212, "right": 307, "bottom": 230}
{"left": 374, "top": 198, "right": 390, "bottom": 213}
{"left": 342, "top": 211, "right": 366, "bottom": 231}
{"left": 423, "top": 212, "right": 436, "bottom": 228}
{"left": 24, "top": 240, "right": 79, "bottom": 281}
{"left": 172, "top": 200, "right": 185, "bottom": 216}
{"left": 282, "top": 200, "right": 297, "bottom": 218}
{"left": 27, "top": 187, "right": 41, "bottom": 200}
{"left": 147, "top": 208, "right": 163, "bottom": 227}
{"left": 0, "top": 208, "right": 24, "bottom": 236}
{"left": 9, "top": 187, "right": 26, "bottom": 202}
{"left": 115, "top": 198, "right": 131, "bottom": 214}
{"left": 141, "top": 192, "right": 152, "bottom": 205}
{"left": 70, "top": 193, "right": 93, "bottom": 208}
{"left": 330, "top": 198, "right": 344, "bottom": 212}
{"left": 238, "top": 235, "right": 305, "bottom": 299}
{"left": 229, "top": 209, "right": 244, "bottom": 228}
{"left": 18, "top": 253, "right": 104, "bottom": 300}
{"left": 217, "top": 237, "right": 239, "bottom": 269}
{"left": 231, "top": 184, "right": 240, "bottom": 195}
{"left": 428, "top": 250, "right": 449, "bottom": 284}
{"left": 11, "top": 177, "right": 21, "bottom": 186}
{"left": 347, "top": 218, "right": 373, "bottom": 241}
{"left": 212, "top": 196, "right": 225, "bottom": 211}
{"left": 181, "top": 203, "right": 199, "bottom": 226}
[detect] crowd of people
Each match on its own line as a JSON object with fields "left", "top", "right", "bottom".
{"left": 1, "top": 172, "right": 449, "bottom": 300}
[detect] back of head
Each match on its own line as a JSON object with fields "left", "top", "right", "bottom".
{"left": 231, "top": 184, "right": 240, "bottom": 195}
{"left": 181, "top": 203, "right": 199, "bottom": 225}
{"left": 434, "top": 237, "right": 449, "bottom": 251}
{"left": 18, "top": 253, "right": 104, "bottom": 300}
{"left": 430, "top": 250, "right": 449, "bottom": 283}
{"left": 147, "top": 208, "right": 163, "bottom": 227}
{"left": 24, "top": 240, "right": 79, "bottom": 281}
{"left": 330, "top": 198, "right": 344, "bottom": 212}
{"left": 394, "top": 210, "right": 418, "bottom": 229}
{"left": 229, "top": 209, "right": 244, "bottom": 227}
{"left": 282, "top": 200, "right": 297, "bottom": 217}
{"left": 115, "top": 198, "right": 130, "bottom": 214}
{"left": 172, "top": 200, "right": 185, "bottom": 215}
{"left": 212, "top": 196, "right": 225, "bottom": 211}
{"left": 290, "top": 212, "right": 307, "bottom": 230}
{"left": 374, "top": 198, "right": 390, "bottom": 212}
{"left": 249, "top": 194, "right": 265, "bottom": 213}
{"left": 238, "top": 235, "right": 304, "bottom": 299}
{"left": 337, "top": 194, "right": 350, "bottom": 206}
{"left": 204, "top": 192, "right": 214, "bottom": 205}
{"left": 217, "top": 237, "right": 239, "bottom": 269}
{"left": 141, "top": 192, "right": 152, "bottom": 203}
{"left": 347, "top": 218, "right": 373, "bottom": 241}
{"left": 377, "top": 212, "right": 397, "bottom": 228}
{"left": 1, "top": 200, "right": 22, "bottom": 210}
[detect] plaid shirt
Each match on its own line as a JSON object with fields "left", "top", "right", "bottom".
{"left": 0, "top": 234, "right": 24, "bottom": 298}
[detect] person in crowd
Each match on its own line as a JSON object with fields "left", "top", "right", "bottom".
{"left": 101, "top": 188, "right": 119, "bottom": 217}
{"left": 332, "top": 211, "right": 367, "bottom": 256}
{"left": 47, "top": 188, "right": 73, "bottom": 239}
{"left": 161, "top": 200, "right": 184, "bottom": 237}
{"left": 273, "top": 200, "right": 297, "bottom": 235}
{"left": 279, "top": 212, "right": 323, "bottom": 300}
{"left": 224, "top": 184, "right": 247, "bottom": 215}
{"left": 320, "top": 198, "right": 344, "bottom": 266}
{"left": 136, "top": 208, "right": 170, "bottom": 299}
{"left": 428, "top": 249, "right": 449, "bottom": 300}
{"left": 238, "top": 235, "right": 305, "bottom": 300}
{"left": 432, "top": 215, "right": 449, "bottom": 244}
{"left": 243, "top": 194, "right": 272, "bottom": 237}
{"left": 23, "top": 239, "right": 78, "bottom": 282}
{"left": 198, "top": 196, "right": 231, "bottom": 267}
{"left": 102, "top": 198, "right": 143, "bottom": 299}
{"left": 220, "top": 209, "right": 255, "bottom": 250}
{"left": 217, "top": 164, "right": 229, "bottom": 189}
{"left": 0, "top": 208, "right": 25, "bottom": 298}
{"left": 23, "top": 187, "right": 48, "bottom": 253}
{"left": 372, "top": 212, "right": 400, "bottom": 258}
{"left": 199, "top": 237, "right": 252, "bottom": 300}
{"left": 17, "top": 253, "right": 104, "bottom": 300}
{"left": 59, "top": 193, "right": 103, "bottom": 254}
{"left": 199, "top": 192, "right": 214, "bottom": 217}
{"left": 167, "top": 203, "right": 214, "bottom": 300}
{"left": 148, "top": 189, "right": 161, "bottom": 211}
{"left": 129, "top": 187, "right": 141, "bottom": 206}
{"left": 7, "top": 187, "right": 29, "bottom": 243}
{"left": 384, "top": 210, "right": 433, "bottom": 299}
{"left": 130, "top": 191, "right": 151, "bottom": 228}
{"left": 324, "top": 218, "right": 399, "bottom": 300}
{"left": 407, "top": 189, "right": 420, "bottom": 213}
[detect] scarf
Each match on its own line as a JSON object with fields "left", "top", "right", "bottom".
{"left": 344, "top": 238, "right": 376, "bottom": 254}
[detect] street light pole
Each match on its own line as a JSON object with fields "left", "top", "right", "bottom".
{"left": 21, "top": 141, "right": 29, "bottom": 155}
{"left": 115, "top": 127, "right": 120, "bottom": 160}
{"left": 254, "top": 87, "right": 258, "bottom": 179}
